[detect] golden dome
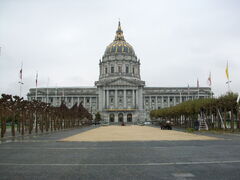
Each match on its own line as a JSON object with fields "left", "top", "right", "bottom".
{"left": 104, "top": 21, "right": 135, "bottom": 56}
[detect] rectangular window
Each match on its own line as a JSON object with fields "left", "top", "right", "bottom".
{"left": 133, "top": 67, "right": 135, "bottom": 74}
{"left": 110, "top": 97, "right": 114, "bottom": 103}
{"left": 126, "top": 66, "right": 129, "bottom": 73}
{"left": 105, "top": 67, "right": 108, "bottom": 74}
{"left": 119, "top": 97, "right": 122, "bottom": 103}
{"left": 111, "top": 66, "right": 114, "bottom": 73}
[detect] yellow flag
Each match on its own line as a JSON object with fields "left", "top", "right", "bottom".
{"left": 225, "top": 61, "right": 229, "bottom": 80}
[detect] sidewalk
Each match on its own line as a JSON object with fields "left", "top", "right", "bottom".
{"left": 0, "top": 125, "right": 95, "bottom": 143}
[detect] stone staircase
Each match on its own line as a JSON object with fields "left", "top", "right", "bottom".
{"left": 198, "top": 119, "right": 208, "bottom": 130}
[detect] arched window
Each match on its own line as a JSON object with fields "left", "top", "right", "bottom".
{"left": 109, "top": 114, "right": 115, "bottom": 122}
{"left": 118, "top": 113, "right": 123, "bottom": 122}
{"left": 127, "top": 114, "right": 132, "bottom": 122}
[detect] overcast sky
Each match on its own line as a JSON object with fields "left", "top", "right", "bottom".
{"left": 0, "top": 0, "right": 240, "bottom": 98}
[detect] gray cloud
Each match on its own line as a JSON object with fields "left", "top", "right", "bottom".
{"left": 0, "top": 0, "right": 240, "bottom": 98}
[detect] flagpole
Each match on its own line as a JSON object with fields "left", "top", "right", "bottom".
{"left": 62, "top": 89, "right": 65, "bottom": 103}
{"left": 35, "top": 72, "right": 38, "bottom": 101}
{"left": 180, "top": 91, "right": 182, "bottom": 103}
{"left": 198, "top": 89, "right": 199, "bottom": 99}
{"left": 34, "top": 72, "right": 38, "bottom": 132}
{"left": 19, "top": 80, "right": 23, "bottom": 98}
{"left": 226, "top": 80, "right": 231, "bottom": 92}
{"left": 226, "top": 61, "right": 231, "bottom": 92}
{"left": 197, "top": 78, "right": 199, "bottom": 99}
{"left": 46, "top": 78, "right": 49, "bottom": 103}
{"left": 207, "top": 72, "right": 213, "bottom": 98}
{"left": 18, "top": 62, "right": 23, "bottom": 98}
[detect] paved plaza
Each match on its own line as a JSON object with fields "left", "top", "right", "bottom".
{"left": 0, "top": 125, "right": 240, "bottom": 180}
{"left": 61, "top": 125, "right": 219, "bottom": 142}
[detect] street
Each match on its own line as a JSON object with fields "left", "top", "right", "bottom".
{"left": 0, "top": 126, "right": 240, "bottom": 180}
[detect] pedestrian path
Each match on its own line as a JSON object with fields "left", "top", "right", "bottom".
{"left": 61, "top": 125, "right": 220, "bottom": 142}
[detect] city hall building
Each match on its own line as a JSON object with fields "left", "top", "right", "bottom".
{"left": 28, "top": 22, "right": 211, "bottom": 123}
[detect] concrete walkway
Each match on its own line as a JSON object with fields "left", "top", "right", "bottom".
{"left": 61, "top": 125, "right": 219, "bottom": 142}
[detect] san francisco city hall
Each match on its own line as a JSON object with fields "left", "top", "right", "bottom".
{"left": 28, "top": 22, "right": 212, "bottom": 123}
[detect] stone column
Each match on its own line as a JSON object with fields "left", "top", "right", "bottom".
{"left": 106, "top": 90, "right": 109, "bottom": 109}
{"left": 103, "top": 88, "right": 105, "bottom": 109}
{"left": 155, "top": 96, "right": 158, "bottom": 109}
{"left": 98, "top": 88, "right": 102, "bottom": 111}
{"left": 174, "top": 96, "right": 176, "bottom": 106}
{"left": 149, "top": 96, "right": 151, "bottom": 109}
{"left": 83, "top": 97, "right": 86, "bottom": 107}
{"left": 161, "top": 96, "right": 164, "bottom": 108}
{"left": 180, "top": 92, "right": 182, "bottom": 103}
{"left": 124, "top": 113, "right": 127, "bottom": 123}
{"left": 136, "top": 89, "right": 139, "bottom": 108}
{"left": 90, "top": 97, "right": 92, "bottom": 111}
{"left": 77, "top": 97, "right": 80, "bottom": 105}
{"left": 132, "top": 89, "right": 135, "bottom": 108}
{"left": 71, "top": 97, "right": 73, "bottom": 107}
{"left": 124, "top": 89, "right": 126, "bottom": 108}
{"left": 53, "top": 97, "right": 56, "bottom": 106}
{"left": 139, "top": 87, "right": 143, "bottom": 110}
{"left": 115, "top": 89, "right": 118, "bottom": 108}
{"left": 168, "top": 96, "right": 170, "bottom": 107}
{"left": 138, "top": 87, "right": 144, "bottom": 122}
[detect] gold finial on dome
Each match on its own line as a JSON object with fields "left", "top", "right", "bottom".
{"left": 115, "top": 20, "right": 125, "bottom": 41}
{"left": 118, "top": 20, "right": 121, "bottom": 30}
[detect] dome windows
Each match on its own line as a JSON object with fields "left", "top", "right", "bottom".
{"left": 99, "top": 22, "right": 141, "bottom": 80}
{"left": 103, "top": 22, "right": 136, "bottom": 57}
{"left": 117, "top": 46, "right": 122, "bottom": 53}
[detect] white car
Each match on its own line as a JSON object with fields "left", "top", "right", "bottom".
{"left": 144, "top": 122, "right": 151, "bottom": 125}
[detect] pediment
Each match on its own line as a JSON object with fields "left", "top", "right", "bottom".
{"left": 107, "top": 78, "right": 137, "bottom": 86}
{"left": 95, "top": 77, "right": 145, "bottom": 87}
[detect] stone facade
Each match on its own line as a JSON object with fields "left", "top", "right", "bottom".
{"left": 27, "top": 22, "right": 212, "bottom": 123}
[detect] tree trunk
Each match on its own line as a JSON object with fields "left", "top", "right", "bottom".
{"left": 50, "top": 116, "right": 53, "bottom": 132}
{"left": 40, "top": 114, "right": 43, "bottom": 133}
{"left": 238, "top": 107, "right": 240, "bottom": 129}
{"left": 1, "top": 117, "right": 5, "bottom": 138}
{"left": 231, "top": 109, "right": 234, "bottom": 131}
{"left": 21, "top": 112, "right": 24, "bottom": 136}
{"left": 35, "top": 112, "right": 38, "bottom": 134}
{"left": 11, "top": 114, "right": 15, "bottom": 136}
{"left": 224, "top": 109, "right": 227, "bottom": 130}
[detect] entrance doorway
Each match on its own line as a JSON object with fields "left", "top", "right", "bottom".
{"left": 127, "top": 113, "right": 132, "bottom": 122}
{"left": 118, "top": 113, "right": 123, "bottom": 122}
{"left": 109, "top": 113, "right": 115, "bottom": 122}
